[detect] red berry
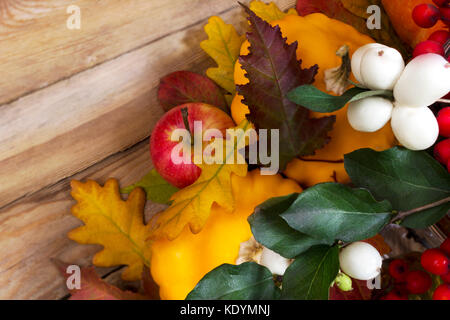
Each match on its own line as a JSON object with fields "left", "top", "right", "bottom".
{"left": 441, "top": 272, "right": 450, "bottom": 283}
{"left": 412, "top": 4, "right": 441, "bottom": 28}
{"left": 428, "top": 30, "right": 450, "bottom": 46}
{"left": 389, "top": 259, "right": 409, "bottom": 282}
{"left": 381, "top": 291, "right": 408, "bottom": 300}
{"left": 433, "top": 0, "right": 449, "bottom": 7}
{"left": 437, "top": 108, "right": 450, "bottom": 137}
{"left": 440, "top": 6, "right": 450, "bottom": 25}
{"left": 441, "top": 238, "right": 450, "bottom": 256}
{"left": 421, "top": 248, "right": 450, "bottom": 275}
{"left": 434, "top": 139, "right": 450, "bottom": 165}
{"left": 413, "top": 40, "right": 445, "bottom": 58}
{"left": 405, "top": 270, "right": 432, "bottom": 294}
{"left": 432, "top": 283, "right": 450, "bottom": 300}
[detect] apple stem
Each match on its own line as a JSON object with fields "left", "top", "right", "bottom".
{"left": 180, "top": 107, "right": 193, "bottom": 145}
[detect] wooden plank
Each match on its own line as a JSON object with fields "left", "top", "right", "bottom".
{"left": 0, "top": 140, "right": 164, "bottom": 300}
{"left": 0, "top": 0, "right": 297, "bottom": 299}
{"left": 0, "top": 0, "right": 238, "bottom": 105}
{"left": 0, "top": 10, "right": 226, "bottom": 208}
{"left": 0, "top": 0, "right": 296, "bottom": 209}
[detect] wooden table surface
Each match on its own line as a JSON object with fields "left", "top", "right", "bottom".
{"left": 0, "top": 0, "right": 296, "bottom": 300}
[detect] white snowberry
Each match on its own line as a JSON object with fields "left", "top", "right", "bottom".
{"left": 339, "top": 242, "right": 382, "bottom": 281}
{"left": 259, "top": 247, "right": 291, "bottom": 276}
{"left": 391, "top": 104, "right": 439, "bottom": 151}
{"left": 394, "top": 53, "right": 450, "bottom": 108}
{"left": 359, "top": 46, "right": 405, "bottom": 90}
{"left": 351, "top": 43, "right": 387, "bottom": 86}
{"left": 347, "top": 97, "right": 394, "bottom": 132}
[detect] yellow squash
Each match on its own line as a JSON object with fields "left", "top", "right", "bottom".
{"left": 232, "top": 13, "right": 396, "bottom": 186}
{"left": 150, "top": 169, "right": 302, "bottom": 300}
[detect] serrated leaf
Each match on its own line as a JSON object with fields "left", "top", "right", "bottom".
{"left": 248, "top": 194, "right": 332, "bottom": 259}
{"left": 238, "top": 5, "right": 335, "bottom": 170}
{"left": 282, "top": 245, "right": 339, "bottom": 300}
{"left": 296, "top": 0, "right": 410, "bottom": 58}
{"left": 281, "top": 183, "right": 392, "bottom": 242}
{"left": 201, "top": 16, "right": 244, "bottom": 94}
{"left": 68, "top": 179, "right": 151, "bottom": 281}
{"left": 186, "top": 262, "right": 281, "bottom": 300}
{"left": 54, "top": 260, "right": 148, "bottom": 300}
{"left": 148, "top": 121, "right": 250, "bottom": 240}
{"left": 250, "top": 0, "right": 298, "bottom": 22}
{"left": 287, "top": 85, "right": 393, "bottom": 113}
{"left": 344, "top": 147, "right": 450, "bottom": 228}
{"left": 157, "top": 71, "right": 228, "bottom": 112}
{"left": 121, "top": 169, "right": 178, "bottom": 204}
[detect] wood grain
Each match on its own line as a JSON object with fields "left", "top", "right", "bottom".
{"left": 0, "top": 0, "right": 237, "bottom": 105}
{"left": 0, "top": 6, "right": 247, "bottom": 209}
{"left": 0, "top": 140, "right": 162, "bottom": 300}
{"left": 0, "top": 0, "right": 297, "bottom": 300}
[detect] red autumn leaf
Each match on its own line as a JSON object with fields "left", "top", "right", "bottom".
{"left": 295, "top": 0, "right": 411, "bottom": 57}
{"left": 363, "top": 234, "right": 391, "bottom": 256}
{"left": 237, "top": 4, "right": 335, "bottom": 170}
{"left": 330, "top": 279, "right": 373, "bottom": 300}
{"left": 158, "top": 71, "right": 228, "bottom": 112}
{"left": 54, "top": 260, "right": 149, "bottom": 300}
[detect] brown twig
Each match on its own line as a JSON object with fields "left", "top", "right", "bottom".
{"left": 390, "top": 196, "right": 450, "bottom": 224}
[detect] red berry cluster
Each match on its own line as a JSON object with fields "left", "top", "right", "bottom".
{"left": 412, "top": 1, "right": 450, "bottom": 59}
{"left": 434, "top": 107, "right": 450, "bottom": 172}
{"left": 383, "top": 238, "right": 450, "bottom": 300}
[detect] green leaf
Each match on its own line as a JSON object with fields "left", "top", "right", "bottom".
{"left": 186, "top": 262, "right": 281, "bottom": 300}
{"left": 281, "top": 183, "right": 392, "bottom": 242}
{"left": 287, "top": 85, "right": 393, "bottom": 113}
{"left": 248, "top": 194, "right": 333, "bottom": 259}
{"left": 121, "top": 170, "right": 178, "bottom": 204}
{"left": 282, "top": 245, "right": 339, "bottom": 300}
{"left": 344, "top": 147, "right": 450, "bottom": 228}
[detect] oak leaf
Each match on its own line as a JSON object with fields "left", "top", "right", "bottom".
{"left": 157, "top": 71, "right": 228, "bottom": 113}
{"left": 201, "top": 16, "right": 244, "bottom": 95}
{"left": 54, "top": 260, "right": 148, "bottom": 300}
{"left": 149, "top": 121, "right": 250, "bottom": 240}
{"left": 249, "top": 0, "right": 298, "bottom": 22}
{"left": 69, "top": 179, "right": 151, "bottom": 281}
{"left": 237, "top": 5, "right": 335, "bottom": 170}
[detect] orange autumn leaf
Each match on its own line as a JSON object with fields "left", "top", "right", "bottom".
{"left": 364, "top": 234, "right": 391, "bottom": 256}
{"left": 68, "top": 179, "right": 152, "bottom": 281}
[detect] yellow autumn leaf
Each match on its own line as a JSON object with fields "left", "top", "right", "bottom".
{"left": 250, "top": 0, "right": 298, "bottom": 22}
{"left": 201, "top": 16, "right": 244, "bottom": 95}
{"left": 149, "top": 121, "right": 251, "bottom": 240}
{"left": 68, "top": 179, "right": 151, "bottom": 281}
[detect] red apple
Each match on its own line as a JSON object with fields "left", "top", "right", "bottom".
{"left": 150, "top": 103, "right": 235, "bottom": 188}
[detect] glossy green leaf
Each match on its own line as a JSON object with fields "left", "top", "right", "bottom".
{"left": 287, "top": 85, "right": 393, "bottom": 113}
{"left": 344, "top": 147, "right": 450, "bottom": 228}
{"left": 281, "top": 183, "right": 392, "bottom": 242}
{"left": 186, "top": 262, "right": 281, "bottom": 300}
{"left": 248, "top": 194, "right": 332, "bottom": 259}
{"left": 282, "top": 245, "right": 339, "bottom": 300}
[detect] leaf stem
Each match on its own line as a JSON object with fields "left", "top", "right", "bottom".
{"left": 391, "top": 196, "right": 450, "bottom": 223}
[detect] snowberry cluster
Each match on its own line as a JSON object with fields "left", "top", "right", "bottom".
{"left": 349, "top": 43, "right": 450, "bottom": 151}
{"left": 412, "top": 0, "right": 450, "bottom": 59}
{"left": 384, "top": 238, "right": 450, "bottom": 300}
